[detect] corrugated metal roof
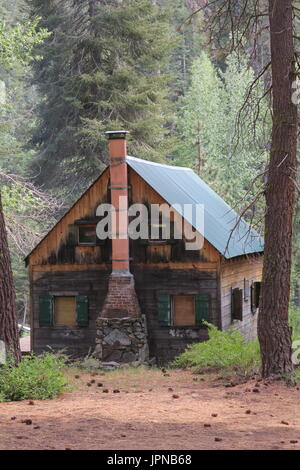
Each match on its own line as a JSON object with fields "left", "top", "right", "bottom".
{"left": 126, "top": 156, "right": 264, "bottom": 259}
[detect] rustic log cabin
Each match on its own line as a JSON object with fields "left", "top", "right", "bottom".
{"left": 25, "top": 131, "right": 264, "bottom": 364}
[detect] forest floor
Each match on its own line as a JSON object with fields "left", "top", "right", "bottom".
{"left": 1, "top": 367, "right": 300, "bottom": 450}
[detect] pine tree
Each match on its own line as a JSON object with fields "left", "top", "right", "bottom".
{"left": 27, "top": 0, "right": 175, "bottom": 193}
{"left": 174, "top": 52, "right": 271, "bottom": 216}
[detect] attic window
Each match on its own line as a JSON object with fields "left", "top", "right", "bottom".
{"left": 78, "top": 225, "right": 96, "bottom": 245}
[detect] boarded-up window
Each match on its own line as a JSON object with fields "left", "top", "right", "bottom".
{"left": 78, "top": 225, "right": 96, "bottom": 245}
{"left": 173, "top": 295, "right": 195, "bottom": 326}
{"left": 231, "top": 288, "right": 243, "bottom": 321}
{"left": 39, "top": 295, "right": 89, "bottom": 327}
{"left": 54, "top": 297, "right": 76, "bottom": 326}
{"left": 157, "top": 294, "right": 210, "bottom": 327}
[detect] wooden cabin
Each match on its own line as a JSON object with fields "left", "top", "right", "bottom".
{"left": 25, "top": 131, "right": 263, "bottom": 364}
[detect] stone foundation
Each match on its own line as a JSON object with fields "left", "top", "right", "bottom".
{"left": 94, "top": 316, "right": 149, "bottom": 363}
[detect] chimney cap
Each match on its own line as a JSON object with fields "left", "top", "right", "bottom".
{"left": 105, "top": 130, "right": 129, "bottom": 140}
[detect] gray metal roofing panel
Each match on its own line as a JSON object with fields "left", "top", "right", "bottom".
{"left": 126, "top": 156, "right": 264, "bottom": 259}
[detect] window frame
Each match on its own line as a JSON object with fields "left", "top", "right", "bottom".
{"left": 38, "top": 294, "right": 89, "bottom": 328}
{"left": 77, "top": 224, "right": 97, "bottom": 246}
{"left": 157, "top": 292, "right": 210, "bottom": 328}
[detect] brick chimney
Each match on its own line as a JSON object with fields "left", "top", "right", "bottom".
{"left": 94, "top": 131, "right": 148, "bottom": 364}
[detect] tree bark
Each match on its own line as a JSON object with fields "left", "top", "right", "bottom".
{"left": 258, "top": 0, "right": 297, "bottom": 378}
{"left": 0, "top": 192, "right": 21, "bottom": 362}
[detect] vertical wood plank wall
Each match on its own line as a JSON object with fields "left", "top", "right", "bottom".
{"left": 220, "top": 256, "right": 263, "bottom": 339}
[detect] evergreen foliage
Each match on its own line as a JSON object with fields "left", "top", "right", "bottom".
{"left": 174, "top": 52, "right": 271, "bottom": 222}
{"left": 27, "top": 0, "right": 175, "bottom": 192}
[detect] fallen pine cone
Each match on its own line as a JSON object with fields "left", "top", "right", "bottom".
{"left": 21, "top": 419, "right": 32, "bottom": 425}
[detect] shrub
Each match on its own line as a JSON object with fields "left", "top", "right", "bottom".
{"left": 172, "top": 322, "right": 261, "bottom": 378}
{"left": 289, "top": 303, "right": 300, "bottom": 341}
{"left": 0, "top": 353, "right": 69, "bottom": 401}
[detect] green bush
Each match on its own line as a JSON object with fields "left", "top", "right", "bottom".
{"left": 172, "top": 322, "right": 261, "bottom": 378}
{"left": 0, "top": 353, "right": 69, "bottom": 401}
{"left": 289, "top": 303, "right": 300, "bottom": 341}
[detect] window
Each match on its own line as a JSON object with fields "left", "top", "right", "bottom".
{"left": 231, "top": 288, "right": 243, "bottom": 321}
{"left": 173, "top": 295, "right": 195, "bottom": 326}
{"left": 244, "top": 279, "right": 250, "bottom": 301}
{"left": 251, "top": 281, "right": 262, "bottom": 313}
{"left": 39, "top": 295, "right": 89, "bottom": 327}
{"left": 78, "top": 225, "right": 96, "bottom": 245}
{"left": 54, "top": 297, "right": 76, "bottom": 326}
{"left": 139, "top": 215, "right": 176, "bottom": 246}
{"left": 157, "top": 293, "right": 210, "bottom": 327}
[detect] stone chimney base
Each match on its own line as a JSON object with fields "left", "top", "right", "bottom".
{"left": 94, "top": 316, "right": 149, "bottom": 363}
{"left": 94, "top": 273, "right": 149, "bottom": 363}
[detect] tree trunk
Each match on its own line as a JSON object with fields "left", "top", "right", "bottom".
{"left": 258, "top": 0, "right": 297, "bottom": 378}
{"left": 0, "top": 192, "right": 21, "bottom": 362}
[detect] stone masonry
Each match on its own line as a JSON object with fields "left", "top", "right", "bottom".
{"left": 94, "top": 315, "right": 149, "bottom": 363}
{"left": 94, "top": 273, "right": 149, "bottom": 363}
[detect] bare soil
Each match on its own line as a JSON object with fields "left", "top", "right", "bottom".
{"left": 1, "top": 367, "right": 300, "bottom": 450}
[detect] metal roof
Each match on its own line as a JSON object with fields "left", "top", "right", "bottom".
{"left": 126, "top": 156, "right": 264, "bottom": 259}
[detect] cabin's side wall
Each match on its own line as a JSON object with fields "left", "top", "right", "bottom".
{"left": 220, "top": 255, "right": 263, "bottom": 339}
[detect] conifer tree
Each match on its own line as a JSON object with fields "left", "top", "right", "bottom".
{"left": 27, "top": 0, "right": 174, "bottom": 193}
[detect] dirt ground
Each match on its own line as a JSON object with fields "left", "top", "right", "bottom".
{"left": 1, "top": 367, "right": 300, "bottom": 450}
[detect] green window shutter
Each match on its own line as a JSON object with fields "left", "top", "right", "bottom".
{"left": 253, "top": 282, "right": 261, "bottom": 309}
{"left": 39, "top": 295, "right": 53, "bottom": 326}
{"left": 157, "top": 294, "right": 171, "bottom": 326}
{"left": 231, "top": 288, "right": 243, "bottom": 321}
{"left": 195, "top": 293, "right": 210, "bottom": 326}
{"left": 76, "top": 296, "right": 89, "bottom": 326}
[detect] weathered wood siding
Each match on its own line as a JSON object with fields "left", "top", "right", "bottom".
{"left": 220, "top": 255, "right": 263, "bottom": 339}
{"left": 31, "top": 266, "right": 110, "bottom": 356}
{"left": 27, "top": 164, "right": 263, "bottom": 362}
{"left": 129, "top": 168, "right": 220, "bottom": 264}
{"left": 132, "top": 266, "right": 219, "bottom": 364}
{"left": 27, "top": 168, "right": 110, "bottom": 267}
{"left": 128, "top": 168, "right": 221, "bottom": 363}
